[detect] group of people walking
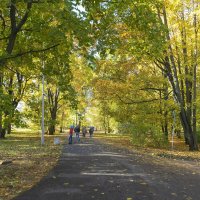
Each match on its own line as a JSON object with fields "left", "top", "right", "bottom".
{"left": 68, "top": 125, "right": 94, "bottom": 144}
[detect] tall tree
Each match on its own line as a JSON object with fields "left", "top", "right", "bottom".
{"left": 154, "top": 1, "right": 200, "bottom": 150}
{"left": 87, "top": 0, "right": 200, "bottom": 150}
{"left": 0, "top": 0, "right": 91, "bottom": 137}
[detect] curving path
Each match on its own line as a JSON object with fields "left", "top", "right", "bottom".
{"left": 14, "top": 138, "right": 200, "bottom": 200}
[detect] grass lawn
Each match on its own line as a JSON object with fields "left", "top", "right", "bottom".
{"left": 1, "top": 130, "right": 200, "bottom": 200}
{"left": 94, "top": 133, "right": 200, "bottom": 161}
{"left": 0, "top": 129, "right": 67, "bottom": 200}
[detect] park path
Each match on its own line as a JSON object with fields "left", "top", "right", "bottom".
{"left": 14, "top": 138, "right": 200, "bottom": 200}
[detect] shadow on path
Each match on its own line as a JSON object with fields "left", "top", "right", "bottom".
{"left": 13, "top": 138, "right": 200, "bottom": 200}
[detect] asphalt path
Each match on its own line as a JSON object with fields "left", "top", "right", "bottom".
{"left": 14, "top": 138, "right": 200, "bottom": 200}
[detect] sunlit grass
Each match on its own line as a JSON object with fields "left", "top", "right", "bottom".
{"left": 95, "top": 133, "right": 200, "bottom": 161}
{"left": 1, "top": 130, "right": 200, "bottom": 199}
{"left": 0, "top": 129, "right": 67, "bottom": 200}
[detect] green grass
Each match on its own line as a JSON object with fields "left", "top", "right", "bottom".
{"left": 95, "top": 132, "right": 200, "bottom": 161}
{"left": 1, "top": 130, "right": 199, "bottom": 200}
{"left": 0, "top": 130, "right": 66, "bottom": 200}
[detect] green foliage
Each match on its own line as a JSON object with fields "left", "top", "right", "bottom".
{"left": 0, "top": 0, "right": 94, "bottom": 136}
{"left": 0, "top": 0, "right": 199, "bottom": 151}
{"left": 13, "top": 110, "right": 29, "bottom": 128}
{"left": 118, "top": 121, "right": 168, "bottom": 148}
{"left": 83, "top": 0, "right": 166, "bottom": 59}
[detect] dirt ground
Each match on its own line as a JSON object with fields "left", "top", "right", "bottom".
{"left": 13, "top": 137, "right": 200, "bottom": 200}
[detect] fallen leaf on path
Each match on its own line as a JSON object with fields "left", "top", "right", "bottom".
{"left": 185, "top": 197, "right": 192, "bottom": 200}
{"left": 140, "top": 182, "right": 147, "bottom": 185}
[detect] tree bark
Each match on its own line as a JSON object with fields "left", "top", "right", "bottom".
{"left": 47, "top": 88, "right": 59, "bottom": 135}
{"left": 162, "top": 6, "right": 198, "bottom": 150}
{"left": 0, "top": 1, "right": 33, "bottom": 137}
{"left": 60, "top": 111, "right": 64, "bottom": 133}
{"left": 192, "top": 1, "right": 198, "bottom": 145}
{"left": 0, "top": 71, "right": 3, "bottom": 137}
{"left": 103, "top": 115, "right": 107, "bottom": 134}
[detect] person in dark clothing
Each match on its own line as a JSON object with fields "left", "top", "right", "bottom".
{"left": 89, "top": 126, "right": 94, "bottom": 138}
{"left": 74, "top": 125, "right": 80, "bottom": 142}
{"left": 82, "top": 126, "right": 87, "bottom": 137}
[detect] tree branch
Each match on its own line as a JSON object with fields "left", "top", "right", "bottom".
{"left": 0, "top": 36, "right": 9, "bottom": 41}
{"left": 0, "top": 43, "right": 60, "bottom": 62}
{"left": 154, "top": 60, "right": 166, "bottom": 72}
{"left": 113, "top": 92, "right": 160, "bottom": 105}
{"left": 140, "top": 87, "right": 166, "bottom": 92}
{"left": 16, "top": 1, "right": 33, "bottom": 32}
{"left": 0, "top": 11, "right": 6, "bottom": 32}
{"left": 10, "top": 1, "right": 17, "bottom": 31}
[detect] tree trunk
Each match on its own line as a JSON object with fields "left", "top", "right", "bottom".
{"left": 0, "top": 128, "right": 6, "bottom": 139}
{"left": 161, "top": 6, "right": 198, "bottom": 150}
{"left": 180, "top": 9, "right": 193, "bottom": 138}
{"left": 0, "top": 114, "right": 3, "bottom": 138}
{"left": 0, "top": 71, "right": 3, "bottom": 137}
{"left": 48, "top": 109, "right": 57, "bottom": 135}
{"left": 48, "top": 124, "right": 55, "bottom": 135}
{"left": 6, "top": 124, "right": 12, "bottom": 134}
{"left": 47, "top": 88, "right": 59, "bottom": 135}
{"left": 163, "top": 73, "right": 169, "bottom": 139}
{"left": 6, "top": 76, "right": 14, "bottom": 135}
{"left": 60, "top": 126, "right": 63, "bottom": 133}
{"left": 103, "top": 115, "right": 107, "bottom": 134}
{"left": 107, "top": 116, "right": 111, "bottom": 133}
{"left": 60, "top": 111, "right": 64, "bottom": 133}
{"left": 179, "top": 108, "right": 198, "bottom": 150}
{"left": 0, "top": 1, "right": 33, "bottom": 137}
{"left": 192, "top": 1, "right": 198, "bottom": 143}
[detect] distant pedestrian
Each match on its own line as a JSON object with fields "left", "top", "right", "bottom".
{"left": 74, "top": 125, "right": 81, "bottom": 142}
{"left": 82, "top": 126, "right": 87, "bottom": 137}
{"left": 68, "top": 125, "right": 74, "bottom": 144}
{"left": 89, "top": 126, "right": 94, "bottom": 138}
